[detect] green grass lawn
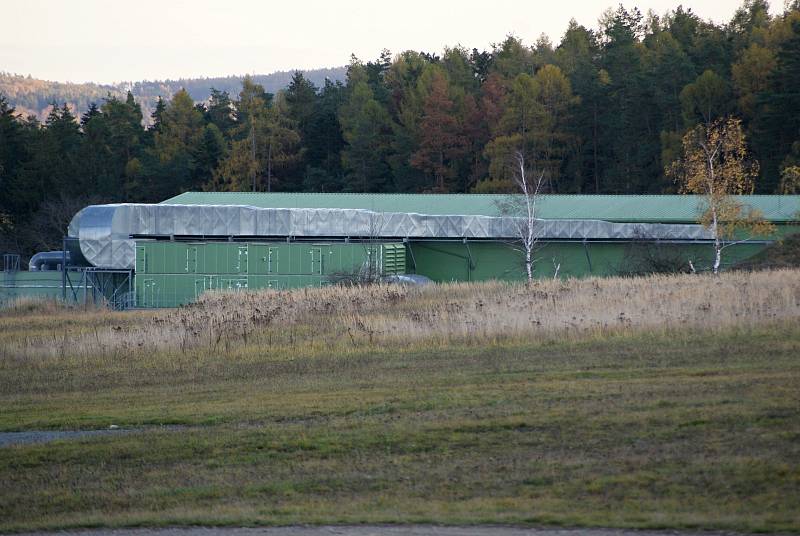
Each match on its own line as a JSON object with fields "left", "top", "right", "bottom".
{"left": 2, "top": 322, "right": 799, "bottom": 533}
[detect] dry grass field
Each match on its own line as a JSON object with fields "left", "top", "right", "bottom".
{"left": 1, "top": 270, "right": 799, "bottom": 532}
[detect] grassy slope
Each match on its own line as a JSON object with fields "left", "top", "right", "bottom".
{"left": 1, "top": 322, "right": 799, "bottom": 532}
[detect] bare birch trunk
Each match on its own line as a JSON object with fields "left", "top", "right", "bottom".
{"left": 709, "top": 166, "right": 721, "bottom": 275}
{"left": 513, "top": 151, "right": 542, "bottom": 285}
{"left": 707, "top": 150, "right": 721, "bottom": 275}
{"left": 525, "top": 251, "right": 532, "bottom": 282}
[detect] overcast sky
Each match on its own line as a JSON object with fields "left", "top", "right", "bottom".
{"left": 3, "top": 0, "right": 758, "bottom": 84}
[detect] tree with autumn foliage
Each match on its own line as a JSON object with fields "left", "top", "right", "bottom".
{"left": 669, "top": 117, "right": 774, "bottom": 273}
{"left": 483, "top": 65, "right": 575, "bottom": 192}
{"left": 410, "top": 71, "right": 468, "bottom": 191}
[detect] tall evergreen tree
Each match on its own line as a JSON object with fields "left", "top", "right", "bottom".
{"left": 284, "top": 72, "right": 319, "bottom": 185}
{"left": 212, "top": 79, "right": 301, "bottom": 192}
{"left": 261, "top": 93, "right": 303, "bottom": 192}
{"left": 470, "top": 48, "right": 494, "bottom": 83}
{"left": 755, "top": 19, "right": 800, "bottom": 190}
{"left": 78, "top": 102, "right": 114, "bottom": 195}
{"left": 205, "top": 88, "right": 236, "bottom": 136}
{"left": 146, "top": 89, "right": 206, "bottom": 197}
{"left": 339, "top": 65, "right": 393, "bottom": 192}
{"left": 0, "top": 95, "right": 29, "bottom": 221}
{"left": 285, "top": 72, "right": 318, "bottom": 134}
{"left": 732, "top": 44, "right": 777, "bottom": 120}
{"left": 45, "top": 103, "right": 82, "bottom": 194}
{"left": 442, "top": 46, "right": 480, "bottom": 94}
{"left": 303, "top": 79, "right": 346, "bottom": 192}
{"left": 556, "top": 21, "right": 611, "bottom": 192}
{"left": 80, "top": 103, "right": 101, "bottom": 128}
{"left": 483, "top": 66, "right": 575, "bottom": 192}
{"left": 149, "top": 96, "right": 166, "bottom": 133}
{"left": 680, "top": 70, "right": 732, "bottom": 126}
{"left": 99, "top": 92, "right": 144, "bottom": 198}
{"left": 492, "top": 36, "right": 535, "bottom": 78}
{"left": 645, "top": 29, "right": 696, "bottom": 132}
{"left": 212, "top": 76, "right": 271, "bottom": 191}
{"left": 599, "top": 6, "right": 663, "bottom": 192}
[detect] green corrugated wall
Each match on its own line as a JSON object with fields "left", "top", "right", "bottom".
{"left": 0, "top": 271, "right": 65, "bottom": 304}
{"left": 408, "top": 240, "right": 767, "bottom": 282}
{"left": 132, "top": 238, "right": 772, "bottom": 307}
{"left": 134, "top": 241, "right": 406, "bottom": 307}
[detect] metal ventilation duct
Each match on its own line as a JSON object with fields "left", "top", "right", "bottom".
{"left": 28, "top": 251, "right": 70, "bottom": 271}
{"left": 68, "top": 203, "right": 714, "bottom": 270}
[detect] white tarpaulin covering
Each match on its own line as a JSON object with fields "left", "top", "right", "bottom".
{"left": 68, "top": 203, "right": 714, "bottom": 269}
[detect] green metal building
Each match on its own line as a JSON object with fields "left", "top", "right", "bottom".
{"left": 129, "top": 193, "right": 798, "bottom": 307}
{"left": 2, "top": 193, "right": 798, "bottom": 308}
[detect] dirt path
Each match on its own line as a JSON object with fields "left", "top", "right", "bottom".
{"left": 14, "top": 526, "right": 792, "bottom": 536}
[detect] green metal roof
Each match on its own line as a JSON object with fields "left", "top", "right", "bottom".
{"left": 162, "top": 192, "right": 800, "bottom": 223}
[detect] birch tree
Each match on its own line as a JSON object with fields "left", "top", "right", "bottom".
{"left": 508, "top": 151, "right": 545, "bottom": 283}
{"left": 669, "top": 117, "right": 774, "bottom": 274}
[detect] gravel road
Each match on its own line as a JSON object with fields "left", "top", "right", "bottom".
{"left": 12, "top": 526, "right": 793, "bottom": 536}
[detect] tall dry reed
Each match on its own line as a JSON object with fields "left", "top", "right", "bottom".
{"left": 2, "top": 269, "right": 799, "bottom": 362}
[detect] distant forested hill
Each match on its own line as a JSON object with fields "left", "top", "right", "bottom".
{"left": 0, "top": 73, "right": 117, "bottom": 121}
{"left": 0, "top": 67, "right": 347, "bottom": 122}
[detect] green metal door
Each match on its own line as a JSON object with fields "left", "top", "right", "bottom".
{"left": 140, "top": 279, "right": 156, "bottom": 308}
{"left": 237, "top": 246, "right": 249, "bottom": 273}
{"left": 268, "top": 247, "right": 279, "bottom": 274}
{"left": 310, "top": 248, "right": 322, "bottom": 274}
{"left": 186, "top": 246, "right": 197, "bottom": 273}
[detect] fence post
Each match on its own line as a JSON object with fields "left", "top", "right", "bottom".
{"left": 62, "top": 236, "right": 67, "bottom": 303}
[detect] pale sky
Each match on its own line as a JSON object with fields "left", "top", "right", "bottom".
{"left": 3, "top": 0, "right": 756, "bottom": 84}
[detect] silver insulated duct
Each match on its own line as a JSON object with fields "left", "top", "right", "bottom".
{"left": 67, "top": 203, "right": 714, "bottom": 270}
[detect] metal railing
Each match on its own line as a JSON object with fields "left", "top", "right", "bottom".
{"left": 2, "top": 254, "right": 20, "bottom": 272}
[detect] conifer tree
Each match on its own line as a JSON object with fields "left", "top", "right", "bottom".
{"left": 205, "top": 89, "right": 236, "bottom": 136}
{"left": 149, "top": 97, "right": 166, "bottom": 133}
{"left": 410, "top": 71, "right": 468, "bottom": 191}
{"left": 339, "top": 65, "right": 393, "bottom": 192}
{"left": 755, "top": 19, "right": 800, "bottom": 189}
